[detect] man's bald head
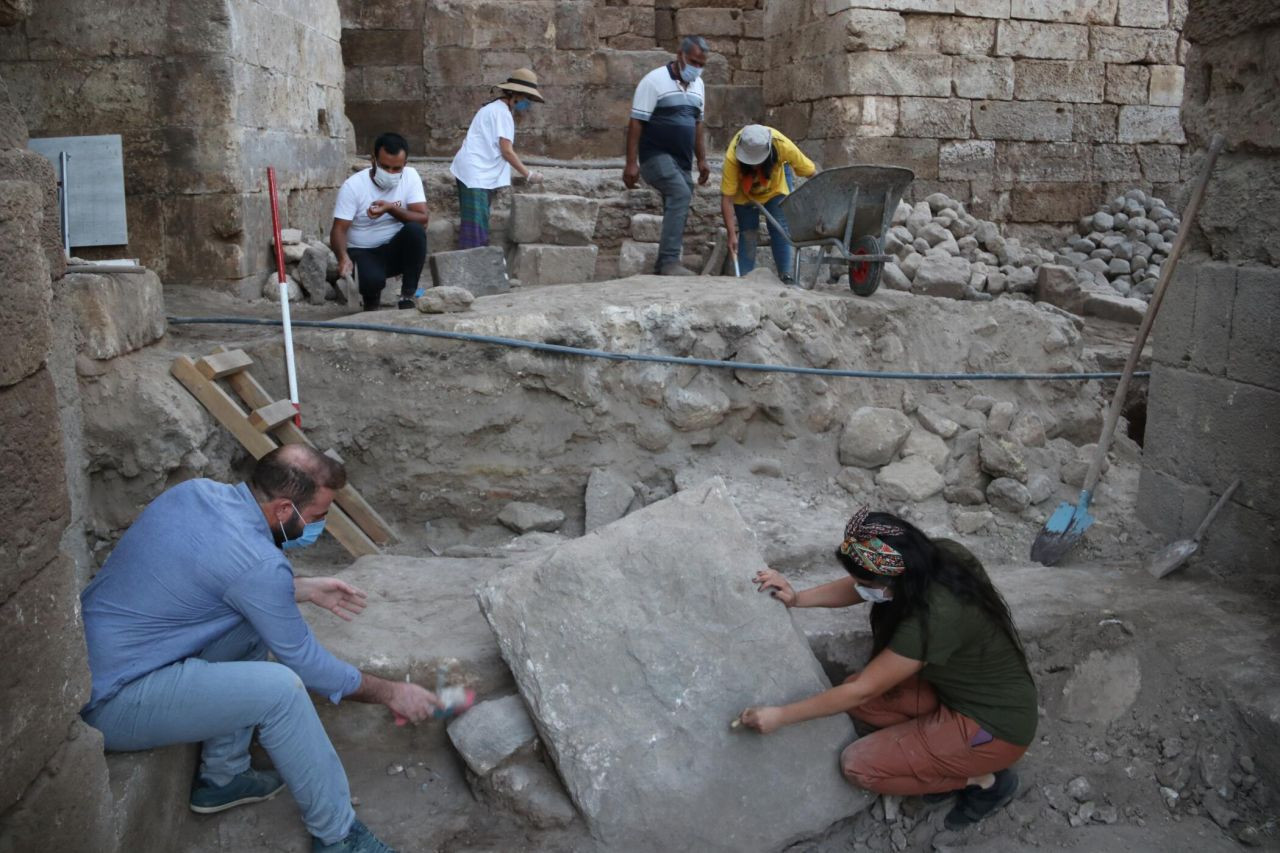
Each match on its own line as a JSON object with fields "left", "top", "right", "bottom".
{"left": 250, "top": 444, "right": 347, "bottom": 509}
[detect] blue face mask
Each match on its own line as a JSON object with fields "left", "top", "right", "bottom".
{"left": 680, "top": 61, "right": 702, "bottom": 84}
{"left": 281, "top": 502, "right": 326, "bottom": 551}
{"left": 514, "top": 99, "right": 532, "bottom": 112}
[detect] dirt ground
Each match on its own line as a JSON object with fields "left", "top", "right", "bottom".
{"left": 159, "top": 279, "right": 1276, "bottom": 853}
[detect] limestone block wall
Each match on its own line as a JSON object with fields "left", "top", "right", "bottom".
{"left": 1137, "top": 0, "right": 1280, "bottom": 571}
{"left": 340, "top": 0, "right": 762, "bottom": 162}
{"left": 761, "top": 0, "right": 1187, "bottom": 227}
{"left": 0, "top": 0, "right": 350, "bottom": 293}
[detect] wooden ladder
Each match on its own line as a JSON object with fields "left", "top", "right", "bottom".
{"left": 171, "top": 347, "right": 396, "bottom": 557}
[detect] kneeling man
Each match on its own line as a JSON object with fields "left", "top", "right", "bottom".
{"left": 331, "top": 131, "right": 429, "bottom": 311}
{"left": 81, "top": 445, "right": 436, "bottom": 853}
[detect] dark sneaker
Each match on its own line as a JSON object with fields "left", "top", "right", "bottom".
{"left": 657, "top": 262, "right": 697, "bottom": 277}
{"left": 189, "top": 769, "right": 286, "bottom": 814}
{"left": 944, "top": 769, "right": 1019, "bottom": 830}
{"left": 397, "top": 298, "right": 414, "bottom": 309}
{"left": 313, "top": 819, "right": 397, "bottom": 853}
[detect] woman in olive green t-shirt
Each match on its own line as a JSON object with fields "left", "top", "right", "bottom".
{"left": 739, "top": 507, "right": 1037, "bottom": 831}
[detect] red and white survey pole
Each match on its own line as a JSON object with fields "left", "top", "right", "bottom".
{"left": 267, "top": 166, "right": 301, "bottom": 427}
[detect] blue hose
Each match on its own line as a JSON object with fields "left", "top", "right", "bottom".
{"left": 166, "top": 315, "right": 1150, "bottom": 383}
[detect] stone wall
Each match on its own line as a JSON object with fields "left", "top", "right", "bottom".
{"left": 759, "top": 0, "right": 1186, "bottom": 227}
{"left": 340, "top": 0, "right": 761, "bottom": 161}
{"left": 1136, "top": 0, "right": 1280, "bottom": 571}
{"left": 0, "top": 63, "right": 114, "bottom": 852}
{"left": 0, "top": 0, "right": 350, "bottom": 294}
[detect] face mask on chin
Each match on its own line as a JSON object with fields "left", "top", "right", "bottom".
{"left": 280, "top": 501, "right": 326, "bottom": 551}
{"left": 371, "top": 164, "right": 402, "bottom": 191}
{"left": 856, "top": 583, "right": 893, "bottom": 604}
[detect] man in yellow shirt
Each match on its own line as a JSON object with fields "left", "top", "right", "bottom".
{"left": 720, "top": 124, "right": 817, "bottom": 284}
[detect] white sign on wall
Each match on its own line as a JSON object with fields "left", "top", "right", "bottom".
{"left": 28, "top": 134, "right": 128, "bottom": 248}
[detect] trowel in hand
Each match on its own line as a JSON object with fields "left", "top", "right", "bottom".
{"left": 1146, "top": 479, "right": 1240, "bottom": 579}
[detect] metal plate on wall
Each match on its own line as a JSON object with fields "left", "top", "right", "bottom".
{"left": 28, "top": 134, "right": 128, "bottom": 247}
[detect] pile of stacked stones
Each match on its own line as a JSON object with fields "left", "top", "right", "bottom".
{"left": 1056, "top": 190, "right": 1180, "bottom": 301}
{"left": 262, "top": 229, "right": 341, "bottom": 304}
{"left": 881, "top": 193, "right": 1058, "bottom": 302}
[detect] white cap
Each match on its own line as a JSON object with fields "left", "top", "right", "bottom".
{"left": 735, "top": 124, "right": 773, "bottom": 165}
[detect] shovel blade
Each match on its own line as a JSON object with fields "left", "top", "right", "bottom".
{"left": 1030, "top": 499, "right": 1094, "bottom": 565}
{"left": 1146, "top": 540, "right": 1198, "bottom": 579}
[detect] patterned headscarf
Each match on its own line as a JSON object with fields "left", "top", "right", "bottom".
{"left": 838, "top": 506, "right": 907, "bottom": 577}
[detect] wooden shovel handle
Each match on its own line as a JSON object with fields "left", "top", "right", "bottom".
{"left": 1192, "top": 479, "right": 1241, "bottom": 543}
{"left": 1080, "top": 134, "right": 1225, "bottom": 496}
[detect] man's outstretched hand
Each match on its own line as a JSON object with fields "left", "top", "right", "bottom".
{"left": 295, "top": 576, "right": 368, "bottom": 622}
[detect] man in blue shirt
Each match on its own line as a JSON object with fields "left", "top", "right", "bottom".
{"left": 622, "top": 35, "right": 712, "bottom": 276}
{"left": 81, "top": 445, "right": 436, "bottom": 853}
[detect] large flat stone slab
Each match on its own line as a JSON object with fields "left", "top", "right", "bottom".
{"left": 477, "top": 478, "right": 863, "bottom": 852}
{"left": 63, "top": 268, "right": 166, "bottom": 360}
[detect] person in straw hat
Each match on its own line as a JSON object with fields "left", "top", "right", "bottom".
{"left": 720, "top": 123, "right": 816, "bottom": 283}
{"left": 450, "top": 68, "right": 546, "bottom": 249}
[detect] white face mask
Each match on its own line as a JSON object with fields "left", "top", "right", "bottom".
{"left": 371, "top": 165, "right": 402, "bottom": 191}
{"left": 856, "top": 584, "right": 893, "bottom": 604}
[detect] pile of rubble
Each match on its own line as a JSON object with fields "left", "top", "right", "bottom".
{"left": 1058, "top": 189, "right": 1181, "bottom": 300}
{"left": 262, "top": 229, "right": 342, "bottom": 305}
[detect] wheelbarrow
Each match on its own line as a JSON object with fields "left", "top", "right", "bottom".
{"left": 751, "top": 164, "right": 914, "bottom": 295}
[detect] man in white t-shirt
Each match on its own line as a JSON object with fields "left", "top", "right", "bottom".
{"left": 330, "top": 132, "right": 430, "bottom": 310}
{"left": 622, "top": 36, "right": 711, "bottom": 276}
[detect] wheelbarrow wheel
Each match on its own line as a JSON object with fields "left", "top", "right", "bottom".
{"left": 848, "top": 235, "right": 882, "bottom": 297}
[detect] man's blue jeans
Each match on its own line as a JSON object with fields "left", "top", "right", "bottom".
{"left": 639, "top": 153, "right": 695, "bottom": 270}
{"left": 82, "top": 623, "right": 355, "bottom": 845}
{"left": 736, "top": 165, "right": 795, "bottom": 279}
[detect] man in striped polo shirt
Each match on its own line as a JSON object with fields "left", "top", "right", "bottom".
{"left": 622, "top": 35, "right": 712, "bottom": 276}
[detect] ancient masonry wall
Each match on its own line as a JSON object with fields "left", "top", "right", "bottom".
{"left": 340, "top": 0, "right": 763, "bottom": 160}
{"left": 0, "top": 0, "right": 350, "bottom": 295}
{"left": 1137, "top": 0, "right": 1280, "bottom": 570}
{"left": 762, "top": 0, "right": 1188, "bottom": 226}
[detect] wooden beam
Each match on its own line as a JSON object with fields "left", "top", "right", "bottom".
{"left": 172, "top": 355, "right": 379, "bottom": 558}
{"left": 212, "top": 347, "right": 398, "bottom": 546}
{"left": 195, "top": 349, "right": 255, "bottom": 380}
{"left": 249, "top": 399, "right": 301, "bottom": 433}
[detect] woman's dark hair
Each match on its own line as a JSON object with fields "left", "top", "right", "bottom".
{"left": 835, "top": 512, "right": 1028, "bottom": 670}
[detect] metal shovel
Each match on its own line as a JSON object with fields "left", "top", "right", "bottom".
{"left": 1146, "top": 479, "right": 1240, "bottom": 579}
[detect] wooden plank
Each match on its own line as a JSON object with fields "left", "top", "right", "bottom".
{"left": 172, "top": 355, "right": 379, "bottom": 558}
{"left": 214, "top": 349, "right": 398, "bottom": 546}
{"left": 195, "top": 349, "right": 255, "bottom": 380}
{"left": 249, "top": 399, "right": 301, "bottom": 433}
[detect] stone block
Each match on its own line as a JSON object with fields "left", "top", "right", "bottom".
{"left": 483, "top": 757, "right": 578, "bottom": 829}
{"left": 951, "top": 57, "right": 1014, "bottom": 100}
{"left": 940, "top": 140, "right": 996, "bottom": 179}
{"left": 1181, "top": 27, "right": 1279, "bottom": 152}
{"left": 807, "top": 96, "right": 898, "bottom": 139}
{"left": 416, "top": 286, "right": 475, "bottom": 314}
{"left": 675, "top": 6, "right": 743, "bottom": 37}
{"left": 0, "top": 179, "right": 52, "bottom": 387}
{"left": 0, "top": 369, "right": 70, "bottom": 603}
{"left": 106, "top": 745, "right": 200, "bottom": 853}
{"left": 630, "top": 214, "right": 663, "bottom": 244}
{"left": 834, "top": 52, "right": 951, "bottom": 97}
{"left": 1071, "top": 103, "right": 1119, "bottom": 142}
{"left": 340, "top": 27, "right": 423, "bottom": 67}
{"left": 996, "top": 142, "right": 1090, "bottom": 182}
{"left": 833, "top": 137, "right": 940, "bottom": 179}
{"left": 1010, "top": 0, "right": 1117, "bottom": 22}
{"left": 913, "top": 255, "right": 972, "bottom": 299}
{"left": 1117, "top": 105, "right": 1184, "bottom": 143}
{"left": 1195, "top": 154, "right": 1280, "bottom": 266}
{"left": 835, "top": 8, "right": 907, "bottom": 52}
{"left": 1147, "top": 65, "right": 1184, "bottom": 107}
{"left": 840, "top": 406, "right": 914, "bottom": 467}
{"left": 0, "top": 720, "right": 112, "bottom": 853}
{"left": 509, "top": 193, "right": 600, "bottom": 246}
{"left": 904, "top": 14, "right": 996, "bottom": 54}
{"left": 510, "top": 245, "right": 598, "bottom": 287}
{"left": 0, "top": 555, "right": 91, "bottom": 812}
{"left": 996, "top": 20, "right": 1090, "bottom": 59}
{"left": 876, "top": 455, "right": 946, "bottom": 501}
{"left": 897, "top": 97, "right": 971, "bottom": 139}
{"left": 1035, "top": 264, "right": 1084, "bottom": 311}
{"left": 429, "top": 246, "right": 510, "bottom": 296}
{"left": 0, "top": 74, "right": 27, "bottom": 150}
{"left": 447, "top": 694, "right": 538, "bottom": 777}
{"left": 1117, "top": 0, "right": 1168, "bottom": 27}
{"left": 1228, "top": 265, "right": 1280, "bottom": 390}
{"left": 62, "top": 269, "right": 166, "bottom": 361}
{"left": 1013, "top": 60, "right": 1105, "bottom": 103}
{"left": 1152, "top": 264, "right": 1197, "bottom": 368}
{"left": 1009, "top": 182, "right": 1099, "bottom": 221}
{"left": 1093, "top": 144, "right": 1142, "bottom": 181}
{"left": 955, "top": 0, "right": 1011, "bottom": 16}
{"left": 476, "top": 479, "right": 864, "bottom": 850}
{"left": 972, "top": 101, "right": 1073, "bottom": 141}
{"left": 1090, "top": 26, "right": 1178, "bottom": 63}
{"left": 584, "top": 467, "right": 636, "bottom": 533}
{"left": 1104, "top": 63, "right": 1150, "bottom": 104}
{"left": 618, "top": 239, "right": 660, "bottom": 278}
{"left": 1083, "top": 291, "right": 1147, "bottom": 323}
{"left": 826, "top": 0, "right": 953, "bottom": 11}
